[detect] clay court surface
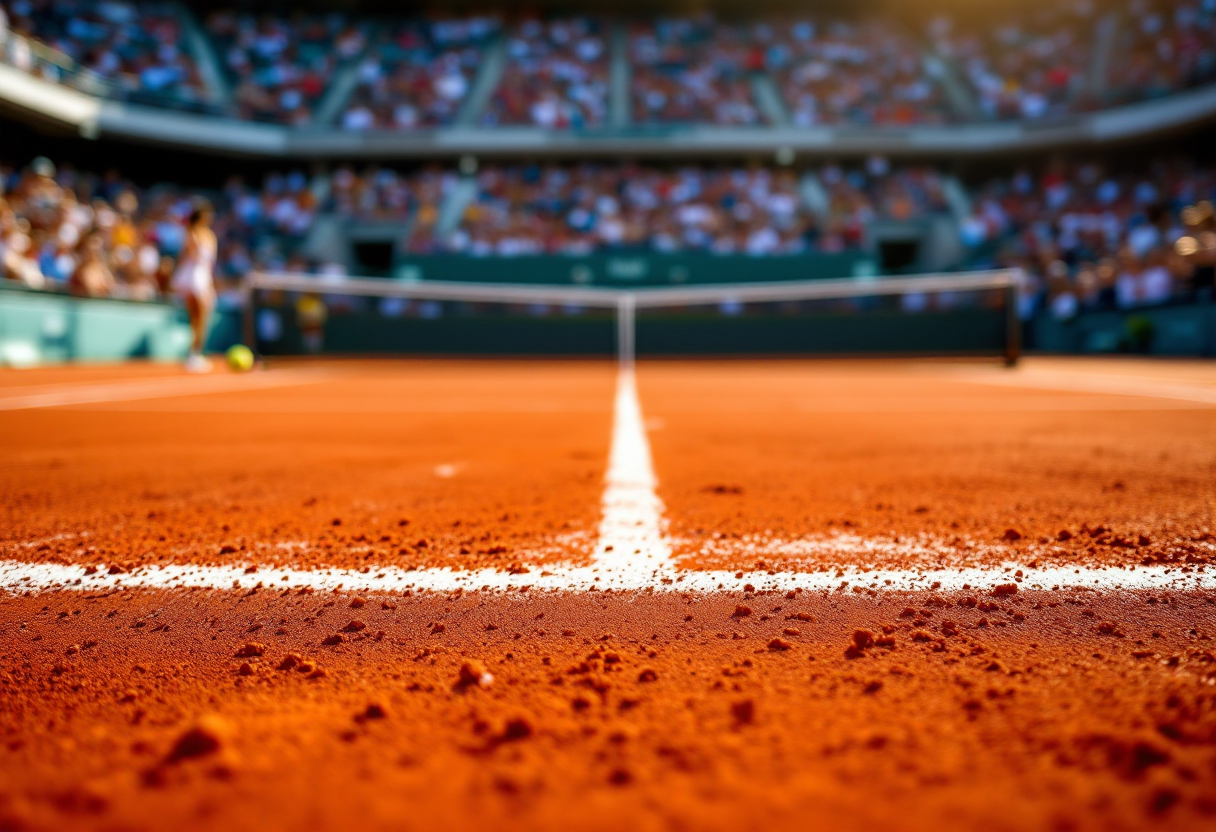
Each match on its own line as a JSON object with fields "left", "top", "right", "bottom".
{"left": 1, "top": 357, "right": 1214, "bottom": 831}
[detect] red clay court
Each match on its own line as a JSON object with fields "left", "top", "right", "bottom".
{"left": 1, "top": 356, "right": 1214, "bottom": 831}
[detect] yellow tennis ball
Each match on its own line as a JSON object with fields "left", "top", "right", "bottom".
{"left": 226, "top": 344, "right": 255, "bottom": 372}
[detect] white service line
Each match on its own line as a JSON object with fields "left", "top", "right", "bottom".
{"left": 0, "top": 559, "right": 1211, "bottom": 596}
{"left": 593, "top": 367, "right": 672, "bottom": 573}
{"left": 0, "top": 370, "right": 331, "bottom": 411}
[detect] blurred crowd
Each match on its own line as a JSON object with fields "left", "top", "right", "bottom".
{"left": 5, "top": 152, "right": 1216, "bottom": 322}
{"left": 2, "top": 0, "right": 205, "bottom": 103}
{"left": 420, "top": 162, "right": 951, "bottom": 256}
{"left": 927, "top": 4, "right": 1098, "bottom": 121}
{"left": 206, "top": 11, "right": 366, "bottom": 124}
{"left": 763, "top": 18, "right": 951, "bottom": 126}
{"left": 962, "top": 160, "right": 1216, "bottom": 316}
{"left": 1106, "top": 0, "right": 1216, "bottom": 103}
{"left": 0, "top": 157, "right": 321, "bottom": 300}
{"left": 339, "top": 17, "right": 497, "bottom": 130}
{"left": 629, "top": 18, "right": 764, "bottom": 126}
{"left": 4, "top": 2, "right": 1216, "bottom": 127}
{"left": 482, "top": 18, "right": 609, "bottom": 129}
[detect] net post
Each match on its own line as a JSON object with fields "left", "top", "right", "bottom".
{"left": 617, "top": 294, "right": 636, "bottom": 370}
{"left": 242, "top": 272, "right": 258, "bottom": 356}
{"left": 1003, "top": 269, "right": 1022, "bottom": 368}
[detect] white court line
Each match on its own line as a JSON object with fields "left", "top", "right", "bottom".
{"left": 0, "top": 559, "right": 1210, "bottom": 595}
{"left": 953, "top": 367, "right": 1216, "bottom": 406}
{"left": 594, "top": 367, "right": 672, "bottom": 574}
{"left": 0, "top": 370, "right": 332, "bottom": 411}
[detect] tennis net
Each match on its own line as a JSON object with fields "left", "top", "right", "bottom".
{"left": 241, "top": 269, "right": 1023, "bottom": 366}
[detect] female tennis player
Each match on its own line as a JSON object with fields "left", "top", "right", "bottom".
{"left": 172, "top": 200, "right": 217, "bottom": 372}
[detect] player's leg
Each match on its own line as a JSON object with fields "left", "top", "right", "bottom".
{"left": 184, "top": 292, "right": 213, "bottom": 372}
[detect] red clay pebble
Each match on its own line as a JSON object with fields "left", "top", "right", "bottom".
{"left": 166, "top": 715, "right": 231, "bottom": 763}
{"left": 1057, "top": 529, "right": 1074, "bottom": 541}
{"left": 863, "top": 680, "right": 884, "bottom": 694}
{"left": 322, "top": 634, "right": 345, "bottom": 646}
{"left": 732, "top": 605, "right": 752, "bottom": 618}
{"left": 457, "top": 661, "right": 492, "bottom": 688}
{"left": 234, "top": 642, "right": 265, "bottom": 658}
{"left": 608, "top": 768, "right": 633, "bottom": 786}
{"left": 237, "top": 663, "right": 255, "bottom": 677}
{"left": 1001, "top": 528, "right": 1022, "bottom": 541}
{"left": 638, "top": 668, "right": 658, "bottom": 683}
{"left": 500, "top": 717, "right": 533, "bottom": 742}
{"left": 767, "top": 638, "right": 793, "bottom": 651}
{"left": 853, "top": 630, "right": 876, "bottom": 650}
{"left": 358, "top": 702, "right": 388, "bottom": 721}
{"left": 730, "top": 700, "right": 756, "bottom": 725}
{"left": 343, "top": 620, "right": 367, "bottom": 632}
{"left": 992, "top": 583, "right": 1018, "bottom": 596}
{"left": 782, "top": 627, "right": 801, "bottom": 636}
{"left": 349, "top": 598, "right": 366, "bottom": 609}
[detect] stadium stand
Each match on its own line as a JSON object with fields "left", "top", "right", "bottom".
{"left": 2, "top": 0, "right": 208, "bottom": 106}
{"left": 927, "top": 4, "right": 1102, "bottom": 121}
{"left": 965, "top": 159, "right": 1216, "bottom": 315}
{"left": 1105, "top": 0, "right": 1216, "bottom": 104}
{"left": 5, "top": 149, "right": 1213, "bottom": 319}
{"left": 3, "top": 2, "right": 1216, "bottom": 157}
{"left": 628, "top": 16, "right": 764, "bottom": 126}
{"left": 340, "top": 17, "right": 498, "bottom": 130}
{"left": 764, "top": 17, "right": 953, "bottom": 126}
{"left": 481, "top": 17, "right": 609, "bottom": 129}
{"left": 205, "top": 10, "right": 366, "bottom": 124}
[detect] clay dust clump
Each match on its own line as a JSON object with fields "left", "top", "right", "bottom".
{"left": 500, "top": 716, "right": 533, "bottom": 742}
{"left": 166, "top": 715, "right": 232, "bottom": 764}
{"left": 457, "top": 661, "right": 493, "bottom": 690}
{"left": 234, "top": 642, "right": 265, "bottom": 658}
{"left": 732, "top": 605, "right": 752, "bottom": 618}
{"left": 992, "top": 583, "right": 1018, "bottom": 597}
{"left": 846, "top": 629, "right": 876, "bottom": 659}
{"left": 638, "top": 668, "right": 658, "bottom": 683}
{"left": 355, "top": 702, "right": 389, "bottom": 722}
{"left": 731, "top": 700, "right": 756, "bottom": 726}
{"left": 767, "top": 638, "right": 793, "bottom": 651}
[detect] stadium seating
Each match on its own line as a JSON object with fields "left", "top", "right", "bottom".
{"left": 4, "top": 1, "right": 1215, "bottom": 133}
{"left": 482, "top": 18, "right": 609, "bottom": 129}
{"left": 4, "top": 152, "right": 1212, "bottom": 319}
